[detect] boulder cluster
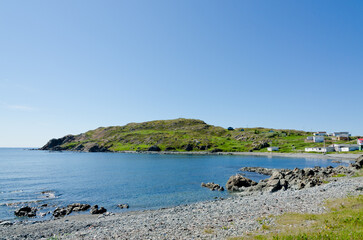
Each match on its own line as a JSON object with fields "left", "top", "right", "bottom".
{"left": 14, "top": 206, "right": 37, "bottom": 217}
{"left": 227, "top": 155, "right": 363, "bottom": 193}
{"left": 53, "top": 203, "right": 91, "bottom": 217}
{"left": 201, "top": 182, "right": 224, "bottom": 191}
{"left": 90, "top": 205, "right": 107, "bottom": 214}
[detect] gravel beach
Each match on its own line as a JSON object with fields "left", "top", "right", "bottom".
{"left": 1, "top": 175, "right": 362, "bottom": 240}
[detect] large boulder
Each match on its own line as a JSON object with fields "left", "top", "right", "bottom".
{"left": 226, "top": 175, "right": 257, "bottom": 191}
{"left": 351, "top": 155, "right": 363, "bottom": 169}
{"left": 14, "top": 206, "right": 37, "bottom": 217}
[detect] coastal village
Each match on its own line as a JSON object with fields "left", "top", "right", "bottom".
{"left": 268, "top": 131, "right": 363, "bottom": 153}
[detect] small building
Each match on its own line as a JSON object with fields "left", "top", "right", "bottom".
{"left": 305, "top": 136, "right": 313, "bottom": 142}
{"left": 332, "top": 132, "right": 350, "bottom": 137}
{"left": 267, "top": 147, "right": 279, "bottom": 151}
{"left": 331, "top": 144, "right": 359, "bottom": 152}
{"left": 305, "top": 147, "right": 335, "bottom": 153}
{"left": 313, "top": 136, "right": 324, "bottom": 143}
{"left": 341, "top": 146, "right": 360, "bottom": 152}
{"left": 313, "top": 131, "right": 327, "bottom": 136}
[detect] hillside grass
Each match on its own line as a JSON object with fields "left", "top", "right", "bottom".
{"left": 230, "top": 194, "right": 363, "bottom": 240}
{"left": 54, "top": 118, "right": 363, "bottom": 153}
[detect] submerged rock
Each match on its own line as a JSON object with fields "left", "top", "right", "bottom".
{"left": 117, "top": 204, "right": 129, "bottom": 209}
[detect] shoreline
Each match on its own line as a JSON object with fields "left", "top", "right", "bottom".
{"left": 117, "top": 150, "right": 359, "bottom": 161}
{"left": 1, "top": 176, "right": 362, "bottom": 239}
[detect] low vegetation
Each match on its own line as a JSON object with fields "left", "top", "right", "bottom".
{"left": 42, "top": 118, "right": 363, "bottom": 153}
{"left": 230, "top": 195, "right": 363, "bottom": 240}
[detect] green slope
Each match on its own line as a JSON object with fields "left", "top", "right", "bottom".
{"left": 40, "top": 118, "right": 360, "bottom": 153}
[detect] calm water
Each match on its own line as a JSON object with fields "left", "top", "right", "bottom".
{"left": 0, "top": 148, "right": 347, "bottom": 221}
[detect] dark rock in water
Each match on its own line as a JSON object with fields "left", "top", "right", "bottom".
{"left": 53, "top": 203, "right": 91, "bottom": 218}
{"left": 226, "top": 175, "right": 257, "bottom": 191}
{"left": 53, "top": 208, "right": 69, "bottom": 218}
{"left": 90, "top": 205, "right": 107, "bottom": 214}
{"left": 148, "top": 145, "right": 161, "bottom": 152}
{"left": 15, "top": 206, "right": 37, "bottom": 217}
{"left": 117, "top": 204, "right": 129, "bottom": 209}
{"left": 201, "top": 182, "right": 224, "bottom": 191}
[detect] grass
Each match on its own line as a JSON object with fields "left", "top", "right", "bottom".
{"left": 332, "top": 173, "right": 347, "bottom": 177}
{"left": 47, "top": 118, "right": 363, "bottom": 154}
{"left": 229, "top": 195, "right": 363, "bottom": 240}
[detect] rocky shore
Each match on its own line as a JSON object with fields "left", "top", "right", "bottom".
{"left": 1, "top": 156, "right": 362, "bottom": 240}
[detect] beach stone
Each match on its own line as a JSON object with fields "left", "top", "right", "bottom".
{"left": 226, "top": 175, "right": 257, "bottom": 191}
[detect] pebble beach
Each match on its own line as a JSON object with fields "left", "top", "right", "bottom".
{"left": 1, "top": 175, "right": 362, "bottom": 240}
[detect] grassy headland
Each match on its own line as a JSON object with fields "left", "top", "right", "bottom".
{"left": 40, "top": 118, "right": 362, "bottom": 153}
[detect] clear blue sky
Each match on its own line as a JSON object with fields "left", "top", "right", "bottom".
{"left": 0, "top": 0, "right": 362, "bottom": 147}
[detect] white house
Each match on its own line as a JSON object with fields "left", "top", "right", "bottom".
{"left": 306, "top": 136, "right": 313, "bottom": 141}
{"left": 341, "top": 146, "right": 360, "bottom": 152}
{"left": 358, "top": 139, "right": 363, "bottom": 145}
{"left": 267, "top": 147, "right": 279, "bottom": 151}
{"left": 331, "top": 144, "right": 359, "bottom": 152}
{"left": 313, "top": 132, "right": 327, "bottom": 136}
{"left": 305, "top": 147, "right": 334, "bottom": 153}
{"left": 313, "top": 136, "right": 324, "bottom": 143}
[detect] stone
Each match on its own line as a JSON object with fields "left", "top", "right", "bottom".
{"left": 226, "top": 175, "right": 257, "bottom": 191}
{"left": 118, "top": 204, "right": 129, "bottom": 209}
{"left": 201, "top": 182, "right": 224, "bottom": 191}
{"left": 90, "top": 205, "right": 107, "bottom": 214}
{"left": 14, "top": 206, "right": 37, "bottom": 217}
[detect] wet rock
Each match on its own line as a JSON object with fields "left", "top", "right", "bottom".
{"left": 201, "top": 182, "right": 224, "bottom": 191}
{"left": 118, "top": 204, "right": 129, "bottom": 209}
{"left": 0, "top": 221, "right": 13, "bottom": 226}
{"left": 90, "top": 205, "right": 107, "bottom": 214}
{"left": 14, "top": 206, "right": 37, "bottom": 217}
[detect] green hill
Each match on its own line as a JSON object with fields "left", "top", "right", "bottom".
{"left": 40, "top": 118, "right": 358, "bottom": 153}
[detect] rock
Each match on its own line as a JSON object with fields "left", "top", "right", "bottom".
{"left": 251, "top": 141, "right": 270, "bottom": 150}
{"left": 351, "top": 155, "right": 363, "bottom": 169}
{"left": 356, "top": 186, "right": 363, "bottom": 191}
{"left": 83, "top": 143, "right": 108, "bottom": 152}
{"left": 0, "top": 221, "right": 13, "bottom": 226}
{"left": 14, "top": 206, "right": 37, "bottom": 217}
{"left": 67, "top": 203, "right": 91, "bottom": 212}
{"left": 53, "top": 208, "right": 68, "bottom": 218}
{"left": 165, "top": 147, "right": 176, "bottom": 151}
{"left": 90, "top": 205, "right": 107, "bottom": 214}
{"left": 184, "top": 144, "right": 193, "bottom": 151}
{"left": 118, "top": 204, "right": 129, "bottom": 209}
{"left": 148, "top": 145, "right": 161, "bottom": 152}
{"left": 201, "top": 182, "right": 224, "bottom": 191}
{"left": 40, "top": 135, "right": 75, "bottom": 151}
{"left": 226, "top": 175, "right": 257, "bottom": 191}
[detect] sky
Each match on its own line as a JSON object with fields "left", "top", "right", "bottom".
{"left": 0, "top": 0, "right": 362, "bottom": 147}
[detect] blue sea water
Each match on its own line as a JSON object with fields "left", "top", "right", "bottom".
{"left": 0, "top": 148, "right": 348, "bottom": 221}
